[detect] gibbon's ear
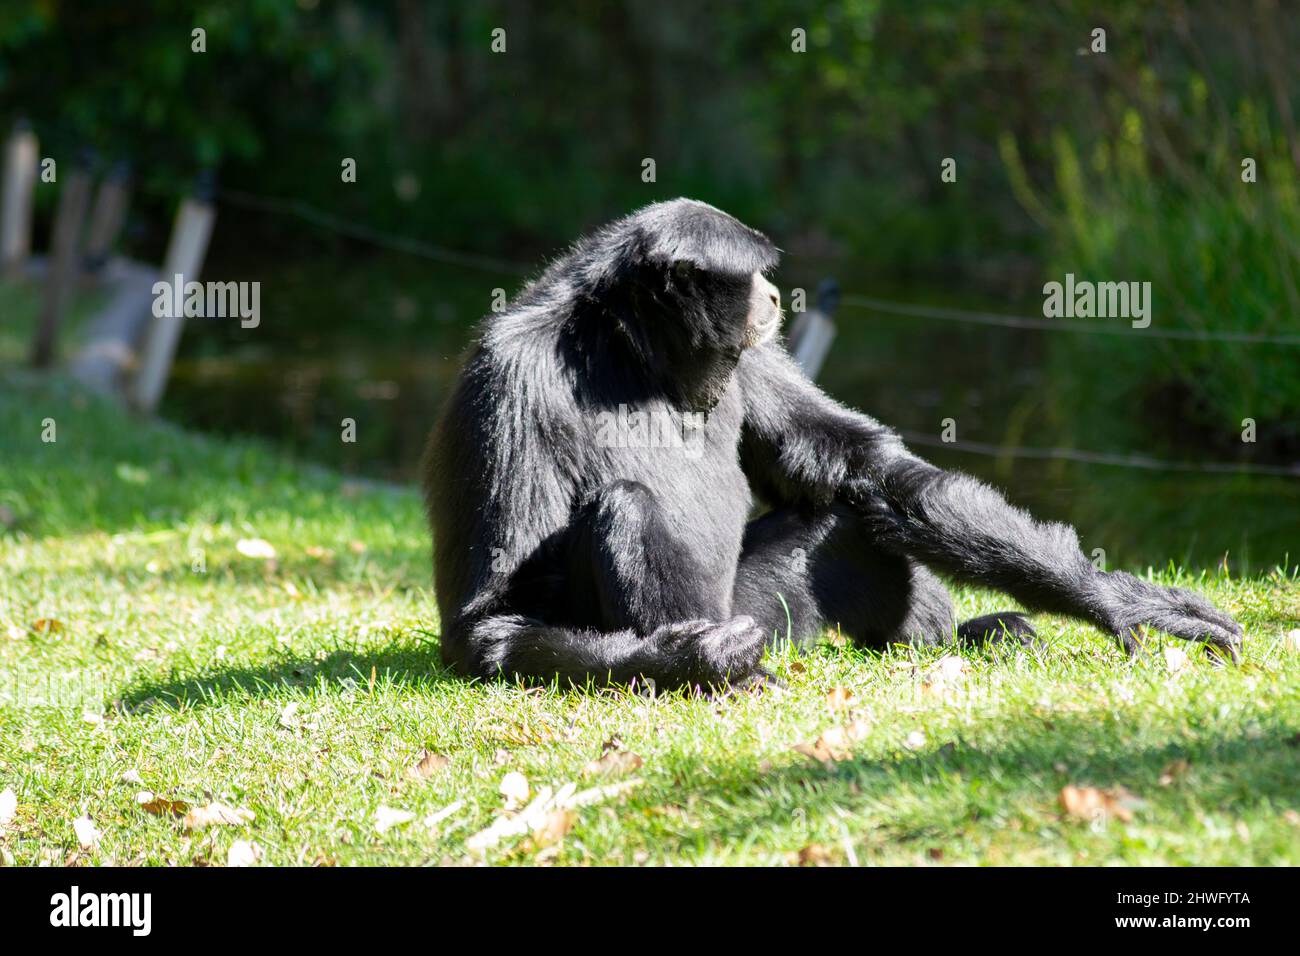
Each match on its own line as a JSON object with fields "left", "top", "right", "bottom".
{"left": 669, "top": 258, "right": 698, "bottom": 291}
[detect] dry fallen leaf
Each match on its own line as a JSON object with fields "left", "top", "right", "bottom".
{"left": 793, "top": 734, "right": 842, "bottom": 765}
{"left": 1059, "top": 784, "right": 1141, "bottom": 823}
{"left": 30, "top": 618, "right": 65, "bottom": 636}
{"left": 922, "top": 655, "right": 968, "bottom": 700}
{"left": 408, "top": 749, "right": 450, "bottom": 780}
{"left": 374, "top": 805, "right": 416, "bottom": 834}
{"left": 499, "top": 771, "right": 530, "bottom": 810}
{"left": 278, "top": 701, "right": 301, "bottom": 730}
{"left": 1163, "top": 646, "right": 1191, "bottom": 675}
{"left": 792, "top": 719, "right": 870, "bottom": 765}
{"left": 422, "top": 800, "right": 465, "bottom": 831}
{"left": 467, "top": 778, "right": 642, "bottom": 854}
{"left": 469, "top": 785, "right": 568, "bottom": 853}
{"left": 826, "top": 687, "right": 854, "bottom": 713}
{"left": 583, "top": 743, "right": 644, "bottom": 778}
{"left": 141, "top": 796, "right": 190, "bottom": 818}
{"left": 567, "top": 778, "right": 644, "bottom": 808}
{"left": 227, "top": 839, "right": 262, "bottom": 867}
{"left": 72, "top": 815, "right": 101, "bottom": 848}
{"left": 790, "top": 843, "right": 835, "bottom": 866}
{"left": 235, "top": 538, "right": 277, "bottom": 560}
{"left": 0, "top": 788, "right": 16, "bottom": 828}
{"left": 183, "top": 801, "right": 254, "bottom": 830}
{"left": 935, "top": 655, "right": 967, "bottom": 681}
{"left": 488, "top": 714, "right": 559, "bottom": 746}
{"left": 531, "top": 809, "right": 575, "bottom": 848}
{"left": 788, "top": 660, "right": 807, "bottom": 674}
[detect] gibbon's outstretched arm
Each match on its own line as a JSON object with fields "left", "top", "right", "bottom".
{"left": 737, "top": 343, "right": 1243, "bottom": 660}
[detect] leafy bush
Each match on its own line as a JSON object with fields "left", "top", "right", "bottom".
{"left": 1021, "top": 107, "right": 1300, "bottom": 461}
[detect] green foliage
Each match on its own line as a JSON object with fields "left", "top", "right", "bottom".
{"left": 1, "top": 0, "right": 1295, "bottom": 535}
{"left": 1035, "top": 110, "right": 1300, "bottom": 458}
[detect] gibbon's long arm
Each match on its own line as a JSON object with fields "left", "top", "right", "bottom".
{"left": 736, "top": 343, "right": 1242, "bottom": 659}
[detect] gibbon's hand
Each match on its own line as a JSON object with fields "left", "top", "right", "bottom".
{"left": 1095, "top": 571, "right": 1243, "bottom": 662}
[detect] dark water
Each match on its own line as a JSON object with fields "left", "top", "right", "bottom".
{"left": 163, "top": 248, "right": 1298, "bottom": 574}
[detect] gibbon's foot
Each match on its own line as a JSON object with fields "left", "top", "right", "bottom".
{"left": 956, "top": 612, "right": 1038, "bottom": 647}
{"left": 647, "top": 614, "right": 769, "bottom": 689}
{"left": 719, "top": 667, "right": 786, "bottom": 696}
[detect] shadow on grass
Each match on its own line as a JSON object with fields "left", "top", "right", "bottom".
{"left": 116, "top": 634, "right": 455, "bottom": 710}
{"left": 648, "top": 713, "right": 1300, "bottom": 861}
{"left": 109, "top": 637, "right": 1300, "bottom": 861}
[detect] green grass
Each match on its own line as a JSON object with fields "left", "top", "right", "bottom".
{"left": 1, "top": 373, "right": 1298, "bottom": 866}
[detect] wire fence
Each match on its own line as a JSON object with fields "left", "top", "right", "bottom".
{"left": 82, "top": 181, "right": 1300, "bottom": 481}
{"left": 897, "top": 431, "right": 1299, "bottom": 477}
{"left": 214, "top": 187, "right": 1300, "bottom": 347}
{"left": 214, "top": 187, "right": 534, "bottom": 276}
{"left": 840, "top": 294, "right": 1300, "bottom": 347}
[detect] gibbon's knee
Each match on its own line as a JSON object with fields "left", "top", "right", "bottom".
{"left": 573, "top": 480, "right": 719, "bottom": 631}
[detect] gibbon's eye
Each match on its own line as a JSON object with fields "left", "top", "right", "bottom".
{"left": 671, "top": 259, "right": 696, "bottom": 283}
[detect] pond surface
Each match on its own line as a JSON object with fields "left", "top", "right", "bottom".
{"left": 162, "top": 243, "right": 1298, "bottom": 574}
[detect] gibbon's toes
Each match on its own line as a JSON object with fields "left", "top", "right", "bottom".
{"left": 1153, "top": 601, "right": 1243, "bottom": 665}
{"left": 696, "top": 616, "right": 767, "bottom": 683}
{"left": 1116, "top": 625, "right": 1148, "bottom": 660}
{"left": 721, "top": 667, "right": 786, "bottom": 696}
{"left": 956, "top": 612, "right": 1037, "bottom": 647}
{"left": 1196, "top": 619, "right": 1243, "bottom": 665}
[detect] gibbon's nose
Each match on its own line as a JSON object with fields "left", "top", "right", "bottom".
{"left": 745, "top": 274, "right": 783, "bottom": 347}
{"left": 754, "top": 274, "right": 781, "bottom": 314}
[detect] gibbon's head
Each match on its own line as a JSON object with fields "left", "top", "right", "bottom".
{"left": 575, "top": 198, "right": 784, "bottom": 411}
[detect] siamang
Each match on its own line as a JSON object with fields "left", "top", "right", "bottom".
{"left": 423, "top": 198, "right": 1242, "bottom": 690}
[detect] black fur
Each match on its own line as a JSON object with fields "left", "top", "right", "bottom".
{"left": 423, "top": 198, "right": 1242, "bottom": 690}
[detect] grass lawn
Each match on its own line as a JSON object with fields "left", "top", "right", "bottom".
{"left": 1, "top": 373, "right": 1297, "bottom": 866}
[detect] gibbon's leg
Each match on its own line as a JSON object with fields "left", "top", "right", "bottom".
{"left": 460, "top": 480, "right": 767, "bottom": 689}
{"left": 733, "top": 504, "right": 1034, "bottom": 649}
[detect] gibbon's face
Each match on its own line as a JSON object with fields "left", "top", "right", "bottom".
{"left": 744, "top": 271, "right": 783, "bottom": 347}
{"left": 651, "top": 263, "right": 784, "bottom": 413}
{"left": 666, "top": 261, "right": 783, "bottom": 354}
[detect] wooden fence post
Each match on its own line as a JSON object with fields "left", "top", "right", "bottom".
{"left": 0, "top": 119, "right": 38, "bottom": 277}
{"left": 787, "top": 278, "right": 839, "bottom": 381}
{"left": 83, "top": 160, "right": 131, "bottom": 273}
{"left": 30, "top": 152, "right": 92, "bottom": 368}
{"left": 130, "top": 174, "right": 217, "bottom": 413}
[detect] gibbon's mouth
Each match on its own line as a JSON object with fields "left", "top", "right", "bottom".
{"left": 744, "top": 273, "right": 783, "bottom": 348}
{"left": 744, "top": 307, "right": 783, "bottom": 347}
